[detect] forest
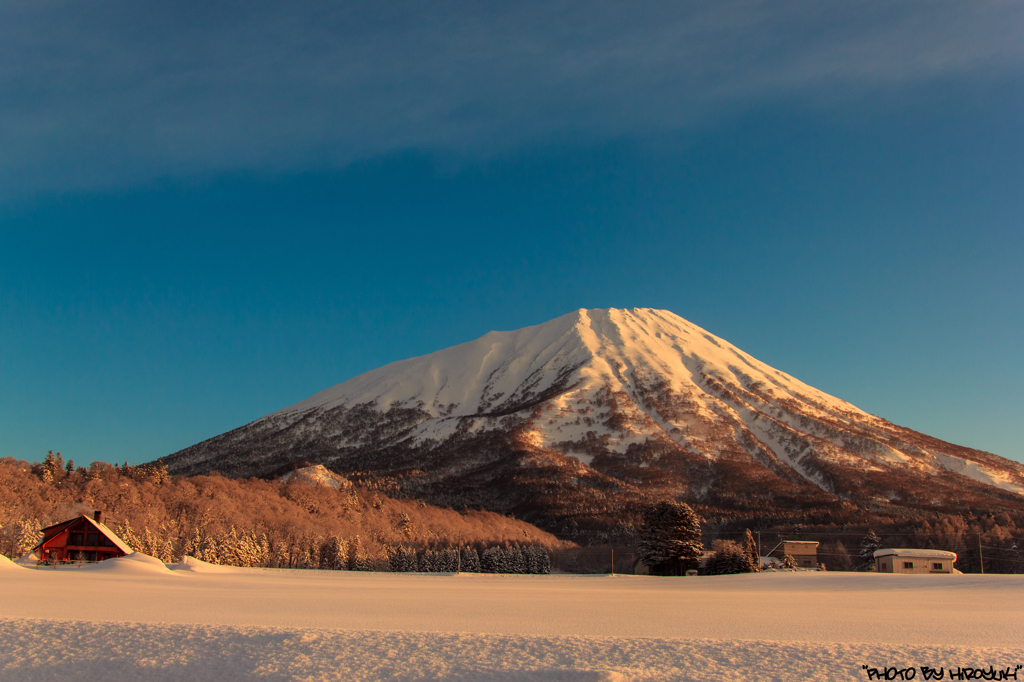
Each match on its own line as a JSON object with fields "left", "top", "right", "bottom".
{"left": 3, "top": 452, "right": 1022, "bottom": 574}
{"left": 0, "top": 454, "right": 565, "bottom": 571}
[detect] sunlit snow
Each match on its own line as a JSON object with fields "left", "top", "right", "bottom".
{"left": 2, "top": 552, "right": 1022, "bottom": 681}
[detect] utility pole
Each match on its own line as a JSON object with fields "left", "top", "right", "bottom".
{"left": 978, "top": 534, "right": 984, "bottom": 575}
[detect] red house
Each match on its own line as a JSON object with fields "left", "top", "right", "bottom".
{"left": 34, "top": 511, "right": 132, "bottom": 563}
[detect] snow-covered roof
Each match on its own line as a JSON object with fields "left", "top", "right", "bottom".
{"left": 873, "top": 548, "right": 957, "bottom": 560}
{"left": 35, "top": 515, "right": 133, "bottom": 555}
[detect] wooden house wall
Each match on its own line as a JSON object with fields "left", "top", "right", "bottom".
{"left": 39, "top": 518, "right": 126, "bottom": 563}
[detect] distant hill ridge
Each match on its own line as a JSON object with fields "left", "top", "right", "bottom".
{"left": 162, "top": 308, "right": 1024, "bottom": 532}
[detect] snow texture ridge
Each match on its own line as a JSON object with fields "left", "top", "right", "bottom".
{"left": 4, "top": 620, "right": 1022, "bottom": 682}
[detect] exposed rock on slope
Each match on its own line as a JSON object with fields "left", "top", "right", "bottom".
{"left": 162, "top": 308, "right": 1024, "bottom": 532}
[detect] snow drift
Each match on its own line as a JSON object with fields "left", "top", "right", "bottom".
{"left": 2, "top": 563, "right": 1023, "bottom": 681}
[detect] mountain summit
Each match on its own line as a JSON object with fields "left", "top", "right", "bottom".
{"left": 163, "top": 308, "right": 1024, "bottom": 531}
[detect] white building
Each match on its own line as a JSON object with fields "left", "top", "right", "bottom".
{"left": 873, "top": 548, "right": 958, "bottom": 574}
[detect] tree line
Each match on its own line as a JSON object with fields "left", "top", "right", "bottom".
{"left": 0, "top": 455, "right": 566, "bottom": 569}
{"left": 4, "top": 454, "right": 1020, "bottom": 574}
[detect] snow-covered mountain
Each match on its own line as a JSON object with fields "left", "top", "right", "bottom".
{"left": 163, "top": 308, "right": 1024, "bottom": 532}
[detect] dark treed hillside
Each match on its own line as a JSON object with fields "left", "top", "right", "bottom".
{"left": 0, "top": 456, "right": 569, "bottom": 568}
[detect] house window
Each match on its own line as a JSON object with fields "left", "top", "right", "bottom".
{"left": 903, "top": 561, "right": 914, "bottom": 569}
{"left": 932, "top": 563, "right": 943, "bottom": 570}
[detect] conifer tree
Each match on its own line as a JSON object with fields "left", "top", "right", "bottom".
{"left": 298, "top": 536, "right": 319, "bottom": 568}
{"left": 705, "top": 541, "right": 756, "bottom": 575}
{"left": 41, "top": 451, "right": 64, "bottom": 483}
{"left": 638, "top": 501, "right": 703, "bottom": 575}
{"left": 859, "top": 530, "right": 881, "bottom": 570}
{"left": 218, "top": 526, "right": 240, "bottom": 565}
{"left": 460, "top": 547, "right": 481, "bottom": 573}
{"left": 418, "top": 549, "right": 436, "bottom": 572}
{"left": 495, "top": 546, "right": 514, "bottom": 573}
{"left": 539, "top": 547, "right": 552, "bottom": 574}
{"left": 116, "top": 521, "right": 143, "bottom": 554}
{"left": 402, "top": 546, "right": 418, "bottom": 571}
{"left": 481, "top": 546, "right": 502, "bottom": 573}
{"left": 507, "top": 545, "right": 527, "bottom": 574}
{"left": 386, "top": 546, "right": 401, "bottom": 572}
{"left": 524, "top": 546, "right": 551, "bottom": 574}
{"left": 14, "top": 519, "right": 43, "bottom": 558}
{"left": 438, "top": 548, "right": 459, "bottom": 572}
{"left": 388, "top": 545, "right": 416, "bottom": 572}
{"left": 347, "top": 535, "right": 371, "bottom": 571}
{"left": 272, "top": 540, "right": 290, "bottom": 569}
{"left": 743, "top": 529, "right": 760, "bottom": 571}
{"left": 238, "top": 531, "right": 270, "bottom": 567}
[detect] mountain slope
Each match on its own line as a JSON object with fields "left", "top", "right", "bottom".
{"left": 163, "top": 308, "right": 1024, "bottom": 532}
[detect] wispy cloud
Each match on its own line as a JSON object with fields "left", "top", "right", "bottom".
{"left": 1, "top": 0, "right": 1021, "bottom": 196}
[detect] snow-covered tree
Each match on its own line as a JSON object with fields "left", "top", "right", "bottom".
{"left": 705, "top": 540, "right": 756, "bottom": 575}
{"left": 140, "top": 526, "right": 175, "bottom": 563}
{"left": 418, "top": 549, "right": 438, "bottom": 572}
{"left": 387, "top": 545, "right": 416, "bottom": 572}
{"left": 525, "top": 546, "right": 551, "bottom": 574}
{"left": 347, "top": 535, "right": 372, "bottom": 571}
{"left": 438, "top": 548, "right": 459, "bottom": 572}
{"left": 743, "top": 530, "right": 760, "bottom": 572}
{"left": 14, "top": 519, "right": 43, "bottom": 558}
{"left": 41, "top": 451, "right": 64, "bottom": 484}
{"left": 638, "top": 501, "right": 703, "bottom": 576}
{"left": 506, "top": 546, "right": 527, "bottom": 574}
{"left": 271, "top": 539, "right": 290, "bottom": 569}
{"left": 116, "top": 521, "right": 143, "bottom": 554}
{"left": 460, "top": 547, "right": 481, "bottom": 573}
{"left": 859, "top": 530, "right": 881, "bottom": 570}
{"left": 481, "top": 546, "right": 503, "bottom": 573}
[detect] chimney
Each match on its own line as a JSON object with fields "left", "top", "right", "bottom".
{"left": 93, "top": 510, "right": 103, "bottom": 524}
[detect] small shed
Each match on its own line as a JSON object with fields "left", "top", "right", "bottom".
{"left": 767, "top": 540, "right": 820, "bottom": 569}
{"left": 34, "top": 511, "right": 132, "bottom": 564}
{"left": 873, "top": 548, "right": 957, "bottom": 574}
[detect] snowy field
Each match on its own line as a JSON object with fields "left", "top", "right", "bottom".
{"left": 2, "top": 553, "right": 1022, "bottom": 681}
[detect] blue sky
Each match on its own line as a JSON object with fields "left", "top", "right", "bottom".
{"left": 1, "top": 1, "right": 1022, "bottom": 466}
